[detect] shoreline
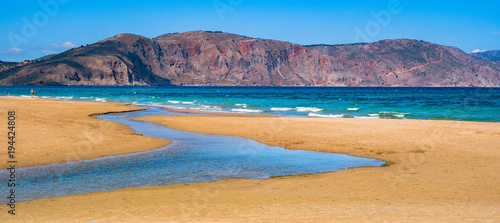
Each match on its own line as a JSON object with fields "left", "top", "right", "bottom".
{"left": 2, "top": 97, "right": 499, "bottom": 222}
{"left": 162, "top": 107, "right": 271, "bottom": 117}
{"left": 0, "top": 97, "right": 170, "bottom": 168}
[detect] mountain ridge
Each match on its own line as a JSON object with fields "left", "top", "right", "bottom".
{"left": 472, "top": 50, "right": 500, "bottom": 62}
{"left": 1, "top": 31, "right": 499, "bottom": 86}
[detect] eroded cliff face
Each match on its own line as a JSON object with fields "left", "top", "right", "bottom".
{"left": 1, "top": 31, "right": 499, "bottom": 86}
{"left": 308, "top": 39, "right": 500, "bottom": 86}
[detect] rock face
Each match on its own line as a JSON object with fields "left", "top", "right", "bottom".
{"left": 307, "top": 40, "right": 500, "bottom": 86}
{"left": 1, "top": 31, "right": 499, "bottom": 86}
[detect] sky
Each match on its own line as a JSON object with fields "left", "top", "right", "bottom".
{"left": 1, "top": 0, "right": 499, "bottom": 62}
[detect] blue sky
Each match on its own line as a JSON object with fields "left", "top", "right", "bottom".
{"left": 1, "top": 0, "right": 499, "bottom": 62}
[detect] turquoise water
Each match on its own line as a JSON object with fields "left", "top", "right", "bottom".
{"left": 0, "top": 107, "right": 384, "bottom": 202}
{"left": 1, "top": 86, "right": 499, "bottom": 122}
{"left": 1, "top": 86, "right": 497, "bottom": 201}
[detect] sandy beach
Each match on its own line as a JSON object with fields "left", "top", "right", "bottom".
{"left": 3, "top": 98, "right": 500, "bottom": 222}
{"left": 0, "top": 97, "right": 169, "bottom": 168}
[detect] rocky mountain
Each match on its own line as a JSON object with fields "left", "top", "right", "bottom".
{"left": 472, "top": 50, "right": 500, "bottom": 61}
{"left": 0, "top": 31, "right": 499, "bottom": 86}
{"left": 307, "top": 40, "right": 500, "bottom": 86}
{"left": 0, "top": 61, "right": 19, "bottom": 73}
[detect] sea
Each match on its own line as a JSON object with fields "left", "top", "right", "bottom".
{"left": 1, "top": 86, "right": 499, "bottom": 122}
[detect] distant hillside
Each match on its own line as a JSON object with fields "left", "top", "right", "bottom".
{"left": 307, "top": 39, "right": 500, "bottom": 86}
{"left": 471, "top": 50, "right": 500, "bottom": 61}
{"left": 0, "top": 34, "right": 171, "bottom": 85}
{"left": 0, "top": 61, "right": 19, "bottom": 73}
{"left": 1, "top": 31, "right": 499, "bottom": 86}
{"left": 34, "top": 54, "right": 58, "bottom": 62}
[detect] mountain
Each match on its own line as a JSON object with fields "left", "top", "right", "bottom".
{"left": 1, "top": 31, "right": 499, "bottom": 86}
{"left": 0, "top": 61, "right": 19, "bottom": 73}
{"left": 307, "top": 40, "right": 500, "bottom": 86}
{"left": 0, "top": 34, "right": 171, "bottom": 85}
{"left": 34, "top": 54, "right": 58, "bottom": 62}
{"left": 471, "top": 50, "right": 500, "bottom": 61}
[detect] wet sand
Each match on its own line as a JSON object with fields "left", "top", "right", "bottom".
{"left": 0, "top": 97, "right": 169, "bottom": 168}
{"left": 3, "top": 100, "right": 500, "bottom": 222}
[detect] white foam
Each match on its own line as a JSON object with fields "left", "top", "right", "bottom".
{"left": 308, "top": 113, "right": 344, "bottom": 118}
{"left": 271, "top": 107, "right": 293, "bottom": 111}
{"left": 198, "top": 105, "right": 223, "bottom": 111}
{"left": 55, "top": 96, "right": 73, "bottom": 100}
{"left": 182, "top": 101, "right": 195, "bottom": 104}
{"left": 394, "top": 114, "right": 405, "bottom": 118}
{"left": 296, "top": 107, "right": 323, "bottom": 112}
{"left": 231, "top": 108, "right": 263, "bottom": 113}
{"left": 167, "top": 100, "right": 180, "bottom": 104}
{"left": 347, "top": 108, "right": 360, "bottom": 111}
{"left": 95, "top": 98, "right": 107, "bottom": 102}
{"left": 235, "top": 103, "right": 248, "bottom": 108}
{"left": 166, "top": 106, "right": 185, "bottom": 110}
{"left": 368, "top": 114, "right": 380, "bottom": 117}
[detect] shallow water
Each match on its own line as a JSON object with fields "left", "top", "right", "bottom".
{"left": 0, "top": 107, "right": 384, "bottom": 202}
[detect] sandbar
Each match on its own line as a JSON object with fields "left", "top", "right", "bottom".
{"left": 0, "top": 97, "right": 169, "bottom": 168}
{"left": 3, "top": 100, "right": 500, "bottom": 222}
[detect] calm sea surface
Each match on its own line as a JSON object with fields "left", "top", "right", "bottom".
{"left": 2, "top": 86, "right": 498, "bottom": 122}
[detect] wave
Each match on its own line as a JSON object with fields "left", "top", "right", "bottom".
{"left": 198, "top": 105, "right": 223, "bottom": 111}
{"left": 378, "top": 111, "right": 408, "bottom": 118}
{"left": 167, "top": 100, "right": 180, "bottom": 104}
{"left": 181, "top": 101, "right": 195, "bottom": 104}
{"left": 308, "top": 112, "right": 345, "bottom": 118}
{"left": 271, "top": 107, "right": 293, "bottom": 111}
{"left": 55, "top": 96, "right": 74, "bottom": 100}
{"left": 235, "top": 103, "right": 248, "bottom": 108}
{"left": 95, "top": 98, "right": 107, "bottom": 102}
{"left": 379, "top": 111, "right": 409, "bottom": 114}
{"left": 296, "top": 107, "right": 323, "bottom": 112}
{"left": 231, "top": 108, "right": 263, "bottom": 113}
{"left": 347, "top": 108, "right": 360, "bottom": 111}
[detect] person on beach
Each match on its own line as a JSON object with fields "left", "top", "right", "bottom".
{"left": 31, "top": 89, "right": 34, "bottom": 97}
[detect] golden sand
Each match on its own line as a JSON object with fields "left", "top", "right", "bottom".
{"left": 3, "top": 100, "right": 499, "bottom": 222}
{"left": 0, "top": 97, "right": 169, "bottom": 168}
